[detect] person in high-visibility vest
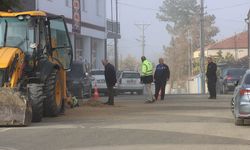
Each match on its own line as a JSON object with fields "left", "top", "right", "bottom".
{"left": 140, "top": 56, "right": 155, "bottom": 103}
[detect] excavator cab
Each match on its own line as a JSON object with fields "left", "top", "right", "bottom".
{"left": 0, "top": 11, "right": 73, "bottom": 126}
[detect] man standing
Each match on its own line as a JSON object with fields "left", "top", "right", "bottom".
{"left": 141, "top": 56, "right": 155, "bottom": 103}
{"left": 206, "top": 57, "right": 217, "bottom": 99}
{"left": 154, "top": 58, "right": 170, "bottom": 100}
{"left": 102, "top": 59, "right": 117, "bottom": 105}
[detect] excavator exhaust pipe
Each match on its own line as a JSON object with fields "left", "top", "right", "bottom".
{"left": 0, "top": 88, "right": 32, "bottom": 126}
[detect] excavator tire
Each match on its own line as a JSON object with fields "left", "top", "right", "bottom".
{"left": 28, "top": 84, "right": 44, "bottom": 122}
{"left": 43, "top": 70, "right": 63, "bottom": 117}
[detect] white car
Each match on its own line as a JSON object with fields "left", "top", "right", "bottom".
{"left": 117, "top": 71, "right": 144, "bottom": 95}
{"left": 91, "top": 69, "right": 117, "bottom": 95}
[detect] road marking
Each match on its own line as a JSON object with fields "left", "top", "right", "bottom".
{"left": 61, "top": 145, "right": 250, "bottom": 150}
{"left": 99, "top": 122, "right": 250, "bottom": 141}
{"left": 0, "top": 128, "right": 11, "bottom": 133}
{"left": 6, "top": 124, "right": 86, "bottom": 130}
{"left": 0, "top": 146, "right": 18, "bottom": 150}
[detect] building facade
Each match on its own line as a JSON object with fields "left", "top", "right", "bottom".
{"left": 20, "top": 0, "right": 107, "bottom": 69}
{"left": 193, "top": 32, "right": 248, "bottom": 60}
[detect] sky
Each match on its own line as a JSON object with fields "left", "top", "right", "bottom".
{"left": 107, "top": 0, "right": 250, "bottom": 64}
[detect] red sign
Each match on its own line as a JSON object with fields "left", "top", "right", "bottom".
{"left": 72, "top": 0, "right": 81, "bottom": 34}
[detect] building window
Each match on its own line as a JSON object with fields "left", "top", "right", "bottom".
{"left": 65, "top": 0, "right": 69, "bottom": 7}
{"left": 82, "top": 0, "right": 86, "bottom": 12}
{"left": 96, "top": 0, "right": 102, "bottom": 16}
{"left": 76, "top": 37, "right": 84, "bottom": 61}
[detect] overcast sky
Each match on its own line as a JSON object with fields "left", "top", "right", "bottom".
{"left": 107, "top": 0, "right": 250, "bottom": 64}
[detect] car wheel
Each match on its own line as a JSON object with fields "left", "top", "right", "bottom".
{"left": 222, "top": 85, "right": 228, "bottom": 94}
{"left": 235, "top": 117, "right": 244, "bottom": 126}
{"left": 78, "top": 85, "right": 84, "bottom": 99}
{"left": 231, "top": 98, "right": 235, "bottom": 114}
{"left": 114, "top": 89, "right": 118, "bottom": 96}
{"left": 86, "top": 85, "right": 92, "bottom": 98}
{"left": 138, "top": 90, "right": 143, "bottom": 95}
{"left": 219, "top": 85, "right": 223, "bottom": 94}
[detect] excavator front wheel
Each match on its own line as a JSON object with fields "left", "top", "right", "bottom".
{"left": 44, "top": 70, "right": 63, "bottom": 117}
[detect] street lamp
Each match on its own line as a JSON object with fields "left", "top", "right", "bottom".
{"left": 245, "top": 9, "right": 250, "bottom": 68}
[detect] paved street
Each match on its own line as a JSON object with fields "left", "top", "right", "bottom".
{"left": 0, "top": 94, "right": 250, "bottom": 150}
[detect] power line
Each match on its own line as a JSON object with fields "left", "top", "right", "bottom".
{"left": 216, "top": 17, "right": 245, "bottom": 23}
{"left": 207, "top": 2, "right": 250, "bottom": 11}
{"left": 118, "top": 2, "right": 159, "bottom": 11}
{"left": 118, "top": 1, "right": 250, "bottom": 13}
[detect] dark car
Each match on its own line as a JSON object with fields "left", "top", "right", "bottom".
{"left": 67, "top": 62, "right": 92, "bottom": 99}
{"left": 219, "top": 68, "right": 247, "bottom": 94}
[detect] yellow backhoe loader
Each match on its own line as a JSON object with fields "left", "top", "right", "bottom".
{"left": 0, "top": 11, "right": 73, "bottom": 126}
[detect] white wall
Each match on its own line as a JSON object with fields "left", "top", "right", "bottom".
{"left": 96, "top": 39, "right": 105, "bottom": 69}
{"left": 83, "top": 36, "right": 91, "bottom": 63}
{"left": 37, "top": 0, "right": 106, "bottom": 39}
{"left": 37, "top": 0, "right": 107, "bottom": 69}
{"left": 193, "top": 49, "right": 248, "bottom": 59}
{"left": 82, "top": 0, "right": 106, "bottom": 27}
{"left": 188, "top": 74, "right": 208, "bottom": 94}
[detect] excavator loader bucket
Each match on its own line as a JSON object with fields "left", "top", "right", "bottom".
{"left": 0, "top": 88, "right": 32, "bottom": 126}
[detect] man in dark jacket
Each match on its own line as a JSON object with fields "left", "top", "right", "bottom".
{"left": 154, "top": 58, "right": 170, "bottom": 100}
{"left": 206, "top": 57, "right": 217, "bottom": 99}
{"left": 102, "top": 59, "right": 117, "bottom": 105}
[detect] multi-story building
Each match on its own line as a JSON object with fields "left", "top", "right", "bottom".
{"left": 20, "top": 0, "right": 107, "bottom": 69}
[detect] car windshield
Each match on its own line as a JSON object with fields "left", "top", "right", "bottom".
{"left": 91, "top": 70, "right": 104, "bottom": 75}
{"left": 68, "top": 64, "right": 84, "bottom": 79}
{"left": 227, "top": 69, "right": 246, "bottom": 76}
{"left": 122, "top": 73, "right": 140, "bottom": 78}
{"left": 244, "top": 74, "right": 250, "bottom": 85}
{"left": 0, "top": 17, "right": 35, "bottom": 54}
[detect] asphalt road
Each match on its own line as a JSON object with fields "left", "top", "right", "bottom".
{"left": 0, "top": 94, "right": 250, "bottom": 150}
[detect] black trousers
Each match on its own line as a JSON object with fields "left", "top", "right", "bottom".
{"left": 155, "top": 81, "right": 167, "bottom": 100}
{"left": 207, "top": 80, "right": 216, "bottom": 98}
{"left": 107, "top": 86, "right": 114, "bottom": 105}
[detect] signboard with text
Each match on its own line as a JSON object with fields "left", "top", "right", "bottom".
{"left": 72, "top": 0, "right": 81, "bottom": 34}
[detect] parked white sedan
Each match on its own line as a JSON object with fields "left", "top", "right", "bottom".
{"left": 90, "top": 69, "right": 117, "bottom": 95}
{"left": 117, "top": 71, "right": 144, "bottom": 95}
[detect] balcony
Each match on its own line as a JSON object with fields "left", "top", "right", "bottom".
{"left": 107, "top": 19, "right": 121, "bottom": 39}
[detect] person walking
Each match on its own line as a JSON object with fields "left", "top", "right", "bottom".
{"left": 154, "top": 58, "right": 170, "bottom": 100}
{"left": 102, "top": 59, "right": 117, "bottom": 105}
{"left": 206, "top": 57, "right": 217, "bottom": 99}
{"left": 140, "top": 56, "right": 155, "bottom": 103}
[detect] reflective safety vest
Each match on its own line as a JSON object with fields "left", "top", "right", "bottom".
{"left": 141, "top": 59, "right": 153, "bottom": 76}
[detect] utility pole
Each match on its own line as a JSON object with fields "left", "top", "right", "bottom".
{"left": 246, "top": 9, "right": 250, "bottom": 69}
{"left": 114, "top": 0, "right": 119, "bottom": 69}
{"left": 234, "top": 33, "right": 238, "bottom": 61}
{"left": 187, "top": 30, "right": 193, "bottom": 94}
{"left": 135, "top": 24, "right": 150, "bottom": 56}
{"left": 110, "top": 0, "right": 119, "bottom": 69}
{"left": 200, "top": 0, "right": 206, "bottom": 94}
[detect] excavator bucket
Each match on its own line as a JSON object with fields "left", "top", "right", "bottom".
{"left": 0, "top": 88, "right": 32, "bottom": 126}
